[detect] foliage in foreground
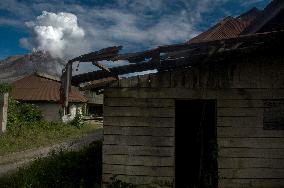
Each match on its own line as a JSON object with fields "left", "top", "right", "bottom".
{"left": 0, "top": 96, "right": 101, "bottom": 155}
{"left": 0, "top": 141, "right": 102, "bottom": 188}
{"left": 0, "top": 119, "right": 101, "bottom": 155}
{"left": 0, "top": 83, "right": 12, "bottom": 93}
{"left": 7, "top": 97, "right": 43, "bottom": 128}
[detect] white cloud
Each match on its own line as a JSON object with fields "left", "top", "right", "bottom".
{"left": 81, "top": 7, "right": 199, "bottom": 52}
{"left": 1, "top": 0, "right": 270, "bottom": 73}
{"left": 21, "top": 11, "right": 90, "bottom": 59}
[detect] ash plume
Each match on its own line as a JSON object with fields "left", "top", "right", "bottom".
{"left": 20, "top": 11, "right": 90, "bottom": 59}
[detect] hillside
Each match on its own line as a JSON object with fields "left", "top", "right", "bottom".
{"left": 0, "top": 51, "right": 65, "bottom": 83}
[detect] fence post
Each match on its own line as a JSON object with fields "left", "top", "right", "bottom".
{"left": 0, "top": 92, "right": 8, "bottom": 133}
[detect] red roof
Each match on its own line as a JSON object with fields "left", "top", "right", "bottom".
{"left": 11, "top": 74, "right": 87, "bottom": 103}
{"left": 188, "top": 8, "right": 260, "bottom": 43}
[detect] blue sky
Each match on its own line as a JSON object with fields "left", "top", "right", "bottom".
{"left": 0, "top": 0, "right": 270, "bottom": 61}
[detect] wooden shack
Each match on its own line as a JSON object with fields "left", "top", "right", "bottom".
{"left": 60, "top": 1, "right": 284, "bottom": 187}
{"left": 101, "top": 30, "right": 284, "bottom": 187}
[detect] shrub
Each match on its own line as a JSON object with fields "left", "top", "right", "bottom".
{"left": 0, "top": 83, "right": 12, "bottom": 93}
{"left": 70, "top": 109, "right": 84, "bottom": 128}
{"left": 18, "top": 103, "right": 42, "bottom": 123}
{"left": 70, "top": 114, "right": 82, "bottom": 128}
{"left": 7, "top": 97, "right": 42, "bottom": 129}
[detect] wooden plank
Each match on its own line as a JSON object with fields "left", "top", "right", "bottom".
{"left": 104, "top": 135, "right": 174, "bottom": 147}
{"left": 218, "top": 138, "right": 284, "bottom": 148}
{"left": 103, "top": 164, "right": 174, "bottom": 177}
{"left": 72, "top": 60, "right": 157, "bottom": 85}
{"left": 217, "top": 116, "right": 262, "bottom": 127}
{"left": 219, "top": 179, "right": 284, "bottom": 188}
{"left": 217, "top": 107, "right": 263, "bottom": 117}
{"left": 138, "top": 74, "right": 150, "bottom": 88}
{"left": 104, "top": 126, "right": 174, "bottom": 137}
{"left": 103, "top": 145, "right": 174, "bottom": 157}
{"left": 104, "top": 106, "right": 174, "bottom": 117}
{"left": 104, "top": 98, "right": 174, "bottom": 108}
{"left": 217, "top": 99, "right": 264, "bottom": 108}
{"left": 102, "top": 174, "right": 174, "bottom": 186}
{"left": 109, "top": 80, "right": 119, "bottom": 88}
{"left": 105, "top": 88, "right": 284, "bottom": 100}
{"left": 119, "top": 76, "right": 139, "bottom": 88}
{"left": 218, "top": 157, "right": 284, "bottom": 169}
{"left": 149, "top": 71, "right": 171, "bottom": 88}
{"left": 103, "top": 116, "right": 174, "bottom": 128}
{"left": 103, "top": 155, "right": 174, "bottom": 167}
{"left": 219, "top": 148, "right": 284, "bottom": 159}
{"left": 170, "top": 68, "right": 187, "bottom": 88}
{"left": 217, "top": 127, "right": 284, "bottom": 138}
{"left": 219, "top": 168, "right": 284, "bottom": 178}
{"left": 104, "top": 87, "right": 216, "bottom": 99}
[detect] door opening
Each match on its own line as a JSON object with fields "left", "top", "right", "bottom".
{"left": 175, "top": 100, "right": 217, "bottom": 188}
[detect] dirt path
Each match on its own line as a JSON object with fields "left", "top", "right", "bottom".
{"left": 0, "top": 129, "right": 103, "bottom": 177}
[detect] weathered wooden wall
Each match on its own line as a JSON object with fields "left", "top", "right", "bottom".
{"left": 103, "top": 54, "right": 284, "bottom": 187}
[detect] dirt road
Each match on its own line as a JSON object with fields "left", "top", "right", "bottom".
{"left": 0, "top": 129, "right": 103, "bottom": 177}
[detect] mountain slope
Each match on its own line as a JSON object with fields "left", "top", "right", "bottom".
{"left": 0, "top": 51, "right": 65, "bottom": 83}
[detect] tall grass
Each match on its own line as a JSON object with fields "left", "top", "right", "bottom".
{"left": 0, "top": 121, "right": 102, "bottom": 155}
{"left": 0, "top": 141, "right": 102, "bottom": 188}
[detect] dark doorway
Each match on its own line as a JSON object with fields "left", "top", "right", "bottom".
{"left": 175, "top": 100, "right": 217, "bottom": 188}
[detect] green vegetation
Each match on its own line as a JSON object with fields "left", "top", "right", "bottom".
{"left": 7, "top": 98, "right": 42, "bottom": 128}
{"left": 0, "top": 97, "right": 102, "bottom": 155}
{"left": 0, "top": 138, "right": 170, "bottom": 188}
{"left": 0, "top": 141, "right": 102, "bottom": 188}
{"left": 0, "top": 120, "right": 101, "bottom": 155}
{"left": 0, "top": 83, "right": 12, "bottom": 93}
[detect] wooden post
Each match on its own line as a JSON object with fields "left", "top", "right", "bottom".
{"left": 0, "top": 92, "right": 8, "bottom": 133}
{"left": 60, "top": 62, "right": 72, "bottom": 115}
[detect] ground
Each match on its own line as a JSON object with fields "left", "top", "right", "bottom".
{"left": 0, "top": 129, "right": 102, "bottom": 176}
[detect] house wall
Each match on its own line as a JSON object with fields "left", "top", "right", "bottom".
{"left": 36, "top": 102, "right": 62, "bottom": 121}
{"left": 37, "top": 102, "right": 83, "bottom": 122}
{"left": 62, "top": 103, "right": 84, "bottom": 123}
{"left": 103, "top": 53, "right": 284, "bottom": 187}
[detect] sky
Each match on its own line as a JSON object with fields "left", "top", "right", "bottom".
{"left": 0, "top": 0, "right": 271, "bottom": 62}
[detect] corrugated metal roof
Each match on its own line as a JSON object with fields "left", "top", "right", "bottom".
{"left": 11, "top": 74, "right": 87, "bottom": 103}
{"left": 188, "top": 8, "right": 260, "bottom": 43}
{"left": 242, "top": 0, "right": 284, "bottom": 34}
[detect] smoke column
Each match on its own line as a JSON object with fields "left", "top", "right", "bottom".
{"left": 21, "top": 11, "right": 88, "bottom": 58}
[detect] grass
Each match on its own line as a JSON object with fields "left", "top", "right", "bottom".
{"left": 0, "top": 121, "right": 102, "bottom": 155}
{"left": 0, "top": 141, "right": 102, "bottom": 188}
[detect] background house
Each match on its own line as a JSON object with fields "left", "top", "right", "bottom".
{"left": 80, "top": 77, "right": 116, "bottom": 117}
{"left": 11, "top": 73, "right": 87, "bottom": 122}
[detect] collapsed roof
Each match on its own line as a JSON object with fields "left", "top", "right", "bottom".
{"left": 60, "top": 0, "right": 284, "bottom": 107}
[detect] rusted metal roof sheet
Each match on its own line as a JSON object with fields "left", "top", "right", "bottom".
{"left": 242, "top": 0, "right": 284, "bottom": 34}
{"left": 188, "top": 8, "right": 260, "bottom": 43}
{"left": 11, "top": 74, "right": 87, "bottom": 103}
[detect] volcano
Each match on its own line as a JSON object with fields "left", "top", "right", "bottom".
{"left": 0, "top": 51, "right": 65, "bottom": 83}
